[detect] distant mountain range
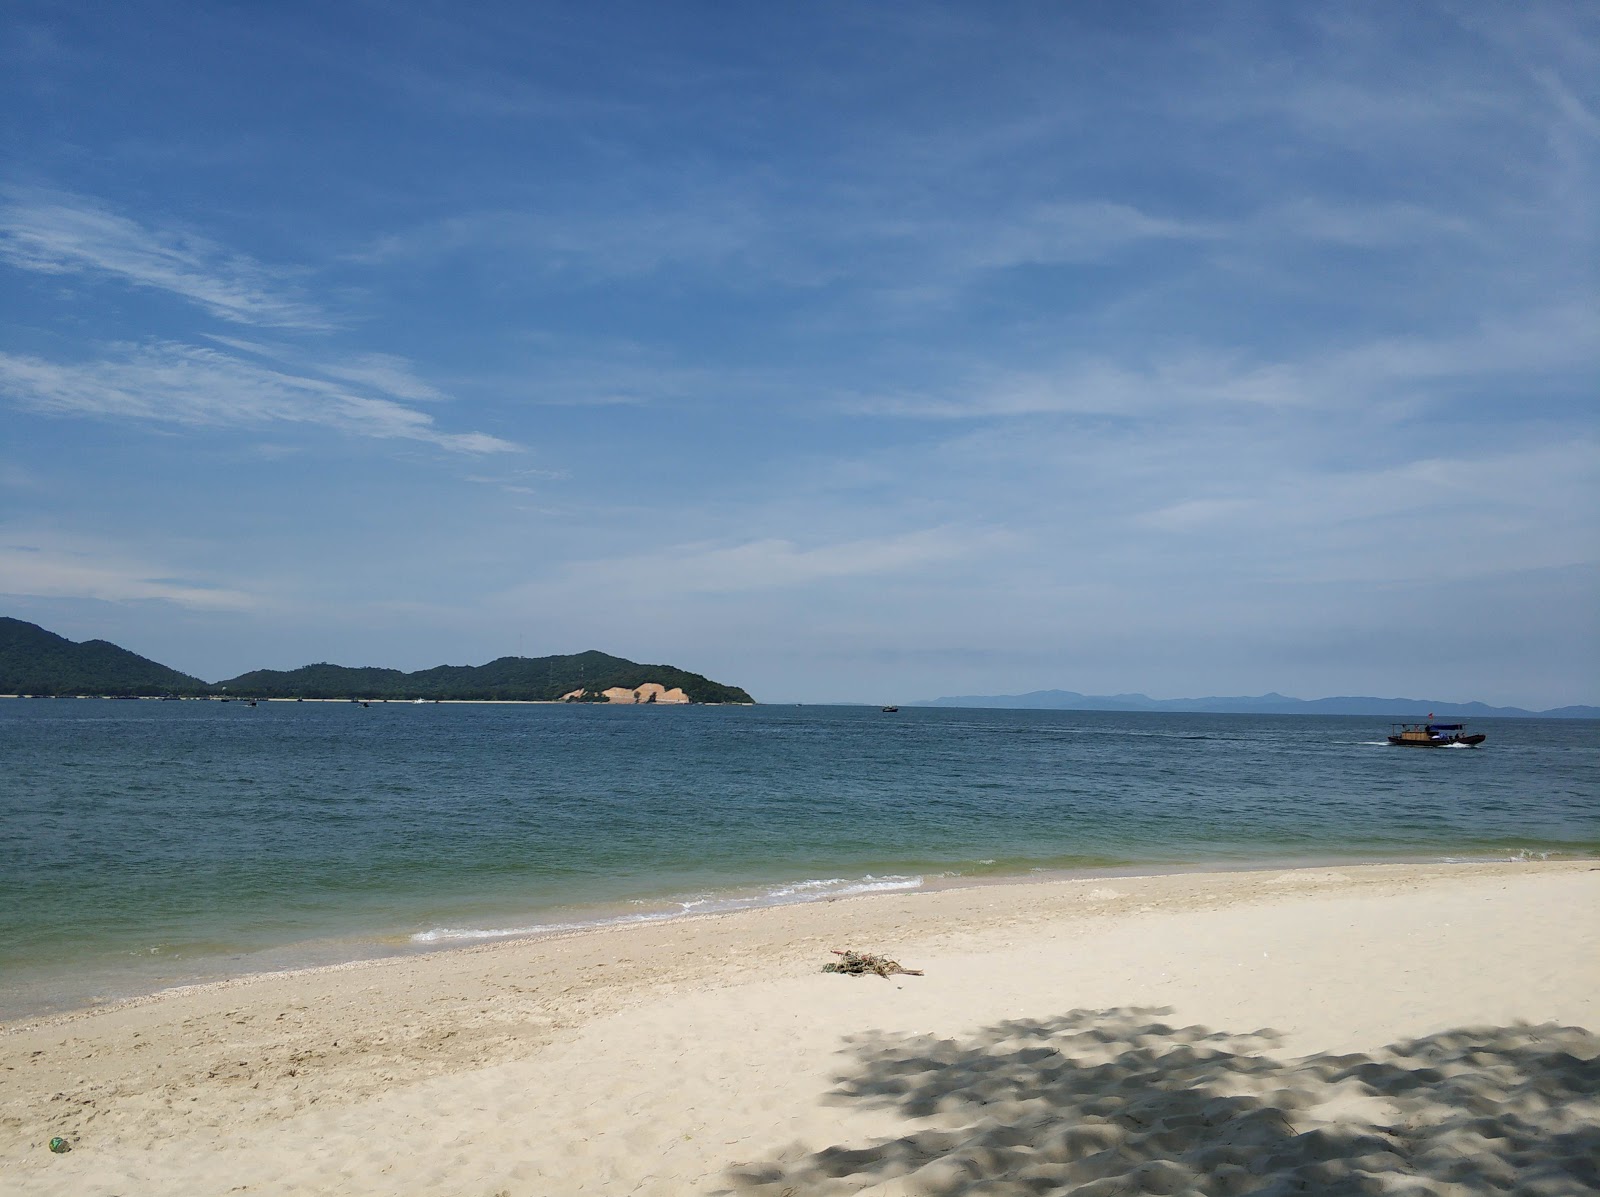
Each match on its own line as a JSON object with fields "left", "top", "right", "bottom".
{"left": 917, "top": 688, "right": 1598, "bottom": 719}
{"left": 7, "top": 615, "right": 1592, "bottom": 715}
{"left": 0, "top": 618, "right": 754, "bottom": 703}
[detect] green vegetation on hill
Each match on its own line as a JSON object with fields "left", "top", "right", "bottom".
{"left": 0, "top": 617, "right": 210, "bottom": 697}
{"left": 216, "top": 650, "right": 753, "bottom": 703}
{"left": 0, "top": 620, "right": 754, "bottom": 702}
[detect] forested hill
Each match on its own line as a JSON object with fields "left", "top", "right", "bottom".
{"left": 0, "top": 617, "right": 210, "bottom": 696}
{"left": 0, "top": 619, "right": 754, "bottom": 703}
{"left": 217, "top": 650, "right": 753, "bottom": 703}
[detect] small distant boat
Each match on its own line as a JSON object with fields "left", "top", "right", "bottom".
{"left": 1387, "top": 721, "right": 1486, "bottom": 747}
{"left": 881, "top": 706, "right": 899, "bottom": 713}
{"left": 412, "top": 698, "right": 426, "bottom": 705}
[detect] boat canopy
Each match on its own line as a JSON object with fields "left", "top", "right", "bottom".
{"left": 1426, "top": 723, "right": 1464, "bottom": 731}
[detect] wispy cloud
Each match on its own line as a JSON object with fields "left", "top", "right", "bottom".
{"left": 844, "top": 302, "right": 1597, "bottom": 421}
{"left": 318, "top": 354, "right": 449, "bottom": 403}
{"left": 1254, "top": 198, "right": 1480, "bottom": 249}
{"left": 205, "top": 336, "right": 449, "bottom": 403}
{"left": 530, "top": 526, "right": 1004, "bottom": 597}
{"left": 1534, "top": 68, "right": 1600, "bottom": 142}
{"left": 1134, "top": 497, "right": 1253, "bottom": 532}
{"left": 355, "top": 190, "right": 1220, "bottom": 303}
{"left": 845, "top": 355, "right": 1311, "bottom": 420}
{"left": 353, "top": 196, "right": 768, "bottom": 280}
{"left": 0, "top": 536, "right": 257, "bottom": 611}
{"left": 0, "top": 342, "right": 518, "bottom": 453}
{"left": 936, "top": 201, "right": 1220, "bottom": 271}
{"left": 0, "top": 190, "right": 327, "bottom": 329}
{"left": 1118, "top": 437, "right": 1599, "bottom": 582}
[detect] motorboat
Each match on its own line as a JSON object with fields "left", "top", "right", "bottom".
{"left": 1387, "top": 722, "right": 1485, "bottom": 747}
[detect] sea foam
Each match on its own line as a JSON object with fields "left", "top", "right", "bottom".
{"left": 410, "top": 873, "right": 924, "bottom": 944}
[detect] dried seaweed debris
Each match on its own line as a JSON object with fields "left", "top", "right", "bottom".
{"left": 822, "top": 949, "right": 924, "bottom": 979}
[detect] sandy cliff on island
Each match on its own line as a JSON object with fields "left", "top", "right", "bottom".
{"left": 558, "top": 681, "right": 692, "bottom": 704}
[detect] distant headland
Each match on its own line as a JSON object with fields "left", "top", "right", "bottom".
{"left": 916, "top": 688, "right": 1598, "bottom": 719}
{"left": 0, "top": 618, "right": 754, "bottom": 704}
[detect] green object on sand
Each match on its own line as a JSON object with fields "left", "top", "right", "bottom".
{"left": 48, "top": 1137, "right": 70, "bottom": 1153}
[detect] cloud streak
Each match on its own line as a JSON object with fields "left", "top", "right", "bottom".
{"left": 526, "top": 526, "right": 1005, "bottom": 598}
{"left": 0, "top": 342, "right": 517, "bottom": 453}
{"left": 0, "top": 538, "right": 257, "bottom": 611}
{"left": 205, "top": 336, "right": 451, "bottom": 404}
{"left": 843, "top": 301, "right": 1597, "bottom": 421}
{"left": 0, "top": 190, "right": 327, "bottom": 329}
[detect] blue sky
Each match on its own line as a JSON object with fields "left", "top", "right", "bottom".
{"left": 2, "top": 2, "right": 1596, "bottom": 706}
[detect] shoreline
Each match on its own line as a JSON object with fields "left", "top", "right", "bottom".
{"left": 5, "top": 857, "right": 1592, "bottom": 1032}
{"left": 4, "top": 859, "right": 1596, "bottom": 1195}
{"left": 5, "top": 848, "right": 1590, "bottom": 1026}
{"left": 0, "top": 694, "right": 754, "bottom": 704}
{"left": 8, "top": 694, "right": 1595, "bottom": 714}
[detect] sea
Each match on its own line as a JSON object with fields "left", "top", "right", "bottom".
{"left": 2, "top": 699, "right": 1596, "bottom": 1020}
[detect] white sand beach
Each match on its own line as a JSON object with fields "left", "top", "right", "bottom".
{"left": 4, "top": 861, "right": 1597, "bottom": 1195}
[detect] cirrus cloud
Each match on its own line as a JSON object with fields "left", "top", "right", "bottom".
{"left": 0, "top": 189, "right": 328, "bottom": 330}
{"left": 0, "top": 537, "right": 257, "bottom": 611}
{"left": 0, "top": 342, "right": 518, "bottom": 453}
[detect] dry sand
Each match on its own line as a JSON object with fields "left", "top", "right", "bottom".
{"left": 3, "top": 861, "right": 1597, "bottom": 1195}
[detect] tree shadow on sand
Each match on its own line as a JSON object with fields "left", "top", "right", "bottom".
{"left": 721, "top": 1007, "right": 1599, "bottom": 1196}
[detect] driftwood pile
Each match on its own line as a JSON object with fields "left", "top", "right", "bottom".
{"left": 822, "top": 949, "right": 923, "bottom": 979}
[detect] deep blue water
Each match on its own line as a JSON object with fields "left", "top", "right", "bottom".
{"left": 2, "top": 699, "right": 1595, "bottom": 1017}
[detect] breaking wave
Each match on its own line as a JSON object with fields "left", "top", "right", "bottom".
{"left": 411, "top": 873, "right": 924, "bottom": 944}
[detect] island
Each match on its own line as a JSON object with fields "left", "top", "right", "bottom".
{"left": 0, "top": 618, "right": 754, "bottom": 704}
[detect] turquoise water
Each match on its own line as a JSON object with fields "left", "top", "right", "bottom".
{"left": 2, "top": 699, "right": 1596, "bottom": 1017}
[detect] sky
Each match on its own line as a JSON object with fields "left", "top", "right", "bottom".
{"left": 1, "top": 2, "right": 1596, "bottom": 708}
